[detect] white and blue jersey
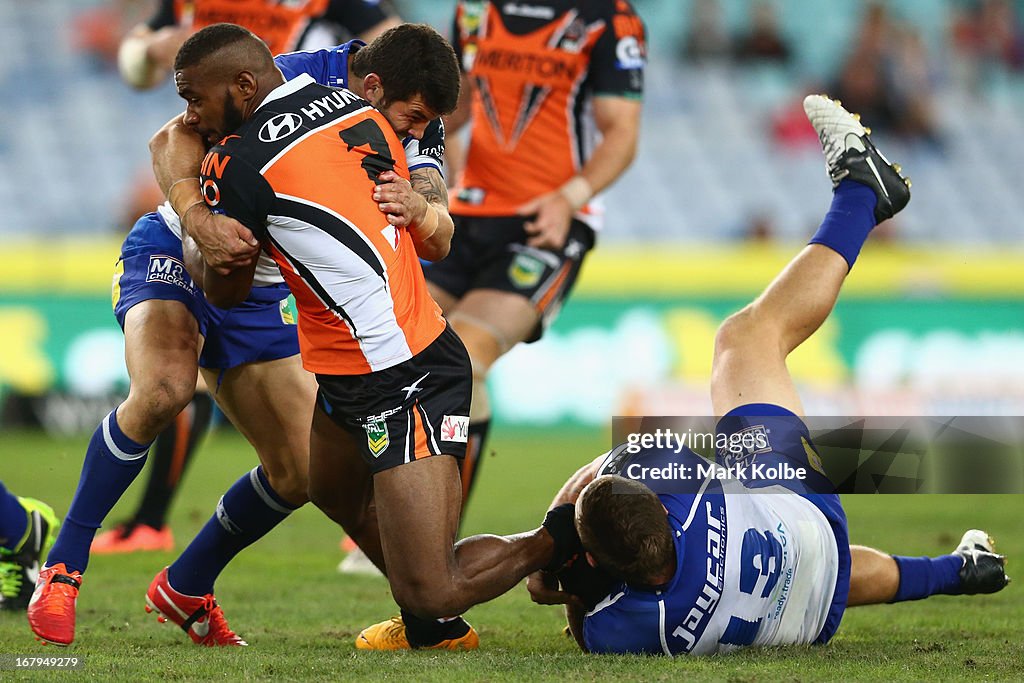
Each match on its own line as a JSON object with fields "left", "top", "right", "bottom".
{"left": 583, "top": 405, "right": 851, "bottom": 656}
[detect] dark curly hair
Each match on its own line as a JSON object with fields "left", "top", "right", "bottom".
{"left": 351, "top": 23, "right": 461, "bottom": 115}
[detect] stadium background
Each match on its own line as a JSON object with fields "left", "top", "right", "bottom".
{"left": 1, "top": 1, "right": 1022, "bottom": 677}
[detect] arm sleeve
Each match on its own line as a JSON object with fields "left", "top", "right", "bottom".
{"left": 586, "top": 0, "right": 646, "bottom": 98}
{"left": 323, "top": 0, "right": 392, "bottom": 35}
{"left": 405, "top": 119, "right": 445, "bottom": 173}
{"left": 146, "top": 0, "right": 177, "bottom": 30}
{"left": 200, "top": 146, "right": 274, "bottom": 241}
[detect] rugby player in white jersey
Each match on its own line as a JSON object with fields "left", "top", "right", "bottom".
{"left": 526, "top": 96, "right": 1010, "bottom": 655}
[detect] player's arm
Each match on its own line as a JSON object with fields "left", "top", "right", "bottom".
{"left": 195, "top": 147, "right": 274, "bottom": 308}
{"left": 374, "top": 167, "right": 454, "bottom": 261}
{"left": 565, "top": 603, "right": 589, "bottom": 652}
{"left": 525, "top": 455, "right": 606, "bottom": 608}
{"left": 517, "top": 94, "right": 641, "bottom": 250}
{"left": 200, "top": 251, "right": 260, "bottom": 309}
{"left": 374, "top": 120, "right": 455, "bottom": 261}
{"left": 149, "top": 115, "right": 260, "bottom": 274}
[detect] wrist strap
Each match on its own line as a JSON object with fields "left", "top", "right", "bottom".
{"left": 559, "top": 176, "right": 593, "bottom": 211}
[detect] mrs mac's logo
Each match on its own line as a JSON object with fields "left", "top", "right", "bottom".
{"left": 146, "top": 255, "right": 194, "bottom": 293}
{"left": 441, "top": 415, "right": 469, "bottom": 443}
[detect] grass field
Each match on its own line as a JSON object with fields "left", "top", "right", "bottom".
{"left": 1, "top": 426, "right": 1021, "bottom": 681}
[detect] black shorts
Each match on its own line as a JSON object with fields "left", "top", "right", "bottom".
{"left": 423, "top": 214, "right": 595, "bottom": 342}
{"left": 315, "top": 324, "right": 473, "bottom": 474}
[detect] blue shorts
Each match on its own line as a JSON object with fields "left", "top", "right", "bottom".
{"left": 112, "top": 212, "right": 299, "bottom": 371}
{"left": 716, "top": 404, "right": 851, "bottom": 646}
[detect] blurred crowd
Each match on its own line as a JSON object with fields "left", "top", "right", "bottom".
{"left": 30, "top": 0, "right": 1024, "bottom": 244}
{"left": 679, "top": 0, "right": 1024, "bottom": 143}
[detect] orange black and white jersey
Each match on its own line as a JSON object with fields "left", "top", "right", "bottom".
{"left": 147, "top": 0, "right": 391, "bottom": 54}
{"left": 198, "top": 74, "right": 445, "bottom": 376}
{"left": 449, "top": 0, "right": 646, "bottom": 226}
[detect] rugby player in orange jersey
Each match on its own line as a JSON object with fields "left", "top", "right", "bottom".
{"left": 27, "top": 24, "right": 462, "bottom": 648}
{"left": 94, "top": 0, "right": 402, "bottom": 557}
{"left": 170, "top": 24, "right": 585, "bottom": 650}
{"left": 428, "top": 0, "right": 646, "bottom": 515}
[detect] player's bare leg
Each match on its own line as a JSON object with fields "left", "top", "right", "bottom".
{"left": 338, "top": 285, "right": 543, "bottom": 577}
{"left": 143, "top": 355, "right": 318, "bottom": 646}
{"left": 355, "top": 454, "right": 566, "bottom": 650}
{"left": 308, "top": 405, "right": 385, "bottom": 572}
{"left": 711, "top": 244, "right": 846, "bottom": 416}
{"left": 30, "top": 299, "right": 201, "bottom": 646}
{"left": 202, "top": 356, "right": 314, "bottom": 505}
{"left": 711, "top": 95, "right": 910, "bottom": 418}
{"left": 847, "top": 530, "right": 1009, "bottom": 606}
{"left": 119, "top": 301, "right": 204, "bottom": 442}
{"left": 93, "top": 372, "right": 214, "bottom": 555}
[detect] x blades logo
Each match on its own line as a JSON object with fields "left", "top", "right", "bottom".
{"left": 259, "top": 113, "right": 303, "bottom": 143}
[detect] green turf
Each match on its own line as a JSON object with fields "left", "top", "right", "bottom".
{"left": 1, "top": 427, "right": 1021, "bottom": 681}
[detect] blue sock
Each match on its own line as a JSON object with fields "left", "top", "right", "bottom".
{"left": 890, "top": 555, "right": 964, "bottom": 602}
{"left": 0, "top": 481, "right": 28, "bottom": 551}
{"left": 808, "top": 180, "right": 879, "bottom": 270}
{"left": 168, "top": 467, "right": 298, "bottom": 596}
{"left": 47, "top": 408, "right": 151, "bottom": 573}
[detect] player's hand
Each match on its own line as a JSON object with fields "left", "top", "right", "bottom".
{"left": 145, "top": 26, "right": 191, "bottom": 70}
{"left": 183, "top": 206, "right": 260, "bottom": 275}
{"left": 373, "top": 170, "right": 428, "bottom": 227}
{"left": 517, "top": 192, "right": 573, "bottom": 250}
{"left": 527, "top": 570, "right": 583, "bottom": 608}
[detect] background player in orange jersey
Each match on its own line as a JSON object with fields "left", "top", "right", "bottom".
{"left": 429, "top": 0, "right": 646, "bottom": 510}
{"left": 94, "top": 0, "right": 402, "bottom": 556}
{"left": 173, "top": 23, "right": 585, "bottom": 651}
{"left": 118, "top": 0, "right": 400, "bottom": 90}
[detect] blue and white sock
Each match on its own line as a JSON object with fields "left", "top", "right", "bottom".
{"left": 890, "top": 554, "right": 964, "bottom": 602}
{"left": 0, "top": 481, "right": 28, "bottom": 551}
{"left": 808, "top": 180, "right": 879, "bottom": 270}
{"left": 47, "top": 408, "right": 151, "bottom": 573}
{"left": 168, "top": 467, "right": 298, "bottom": 596}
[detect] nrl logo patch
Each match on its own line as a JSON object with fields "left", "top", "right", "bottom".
{"left": 508, "top": 252, "right": 545, "bottom": 289}
{"left": 364, "top": 418, "right": 389, "bottom": 457}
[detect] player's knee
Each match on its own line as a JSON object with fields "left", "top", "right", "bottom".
{"left": 126, "top": 373, "right": 196, "bottom": 431}
{"left": 449, "top": 319, "right": 503, "bottom": 372}
{"left": 260, "top": 459, "right": 309, "bottom": 506}
{"left": 715, "top": 306, "right": 764, "bottom": 358}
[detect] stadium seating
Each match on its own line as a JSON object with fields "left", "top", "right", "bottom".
{"left": 2, "top": 0, "right": 1024, "bottom": 244}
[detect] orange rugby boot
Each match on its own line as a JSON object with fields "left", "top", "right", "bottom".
{"left": 144, "top": 567, "right": 247, "bottom": 646}
{"left": 26, "top": 563, "right": 82, "bottom": 646}
{"left": 356, "top": 615, "right": 479, "bottom": 651}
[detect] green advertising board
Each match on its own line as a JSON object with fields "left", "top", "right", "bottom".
{"left": 1, "top": 241, "right": 1022, "bottom": 426}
